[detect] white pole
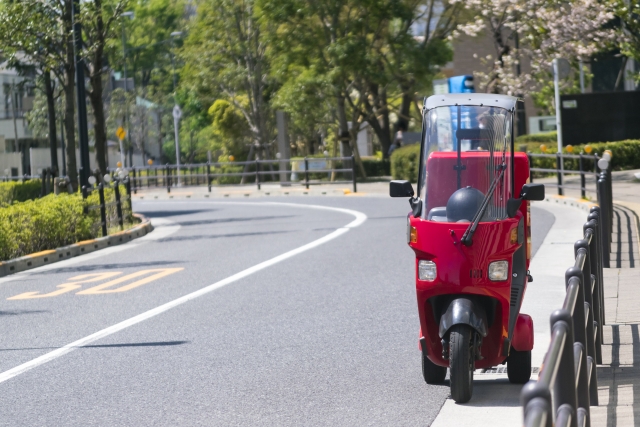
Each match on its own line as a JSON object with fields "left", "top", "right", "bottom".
{"left": 553, "top": 58, "right": 563, "bottom": 153}
{"left": 579, "top": 60, "right": 585, "bottom": 94}
{"left": 173, "top": 110, "right": 181, "bottom": 186}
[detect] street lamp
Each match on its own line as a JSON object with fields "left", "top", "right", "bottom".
{"left": 169, "top": 31, "right": 183, "bottom": 185}
{"left": 121, "top": 11, "right": 134, "bottom": 167}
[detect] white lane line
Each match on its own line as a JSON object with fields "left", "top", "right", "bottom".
{"left": 0, "top": 218, "right": 181, "bottom": 286}
{"left": 0, "top": 203, "right": 367, "bottom": 384}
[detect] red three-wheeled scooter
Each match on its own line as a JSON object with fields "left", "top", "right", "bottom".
{"left": 390, "top": 94, "right": 545, "bottom": 403}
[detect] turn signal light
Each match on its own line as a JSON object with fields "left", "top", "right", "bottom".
{"left": 510, "top": 228, "right": 518, "bottom": 244}
{"left": 410, "top": 226, "right": 418, "bottom": 243}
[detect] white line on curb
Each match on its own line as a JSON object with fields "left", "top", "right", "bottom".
{"left": 0, "top": 202, "right": 367, "bottom": 384}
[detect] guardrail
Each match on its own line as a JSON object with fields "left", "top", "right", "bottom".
{"left": 520, "top": 175, "right": 611, "bottom": 427}
{"left": 527, "top": 152, "right": 601, "bottom": 198}
{"left": 81, "top": 176, "right": 133, "bottom": 237}
{"left": 109, "top": 156, "right": 358, "bottom": 194}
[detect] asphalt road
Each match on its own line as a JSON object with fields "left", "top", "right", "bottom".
{"left": 0, "top": 197, "right": 554, "bottom": 426}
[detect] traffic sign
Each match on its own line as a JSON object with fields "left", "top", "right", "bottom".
{"left": 173, "top": 105, "right": 182, "bottom": 119}
{"left": 116, "top": 126, "right": 126, "bottom": 140}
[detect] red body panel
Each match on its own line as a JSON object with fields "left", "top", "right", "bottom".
{"left": 411, "top": 152, "right": 533, "bottom": 369}
{"left": 512, "top": 313, "right": 534, "bottom": 351}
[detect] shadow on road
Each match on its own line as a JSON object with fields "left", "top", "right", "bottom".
{"left": 159, "top": 230, "right": 291, "bottom": 242}
{"left": 177, "top": 215, "right": 296, "bottom": 227}
{"left": 0, "top": 341, "right": 190, "bottom": 352}
{"left": 141, "top": 209, "right": 215, "bottom": 218}
{"left": 0, "top": 309, "right": 51, "bottom": 317}
{"left": 32, "top": 261, "right": 184, "bottom": 274}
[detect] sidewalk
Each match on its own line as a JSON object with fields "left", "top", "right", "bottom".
{"left": 592, "top": 268, "right": 640, "bottom": 427}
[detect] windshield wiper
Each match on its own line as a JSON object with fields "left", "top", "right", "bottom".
{"left": 460, "top": 165, "right": 505, "bottom": 246}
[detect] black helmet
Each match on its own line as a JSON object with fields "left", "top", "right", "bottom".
{"left": 446, "top": 186, "right": 485, "bottom": 222}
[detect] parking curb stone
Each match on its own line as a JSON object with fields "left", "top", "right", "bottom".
{"left": 0, "top": 213, "right": 153, "bottom": 278}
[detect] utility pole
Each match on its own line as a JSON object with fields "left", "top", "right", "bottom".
{"left": 170, "top": 31, "right": 183, "bottom": 185}
{"left": 72, "top": 0, "right": 91, "bottom": 188}
{"left": 121, "top": 11, "right": 134, "bottom": 168}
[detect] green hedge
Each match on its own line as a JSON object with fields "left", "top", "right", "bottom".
{"left": 526, "top": 140, "right": 640, "bottom": 172}
{"left": 362, "top": 158, "right": 390, "bottom": 177}
{"left": 515, "top": 131, "right": 557, "bottom": 144}
{"left": 0, "top": 180, "right": 42, "bottom": 207}
{"left": 0, "top": 193, "right": 93, "bottom": 261}
{"left": 0, "top": 184, "right": 135, "bottom": 261}
{"left": 390, "top": 144, "right": 421, "bottom": 182}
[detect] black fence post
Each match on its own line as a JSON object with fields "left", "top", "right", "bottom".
{"left": 98, "top": 183, "right": 108, "bottom": 237}
{"left": 81, "top": 185, "right": 88, "bottom": 200}
{"left": 256, "top": 159, "right": 261, "bottom": 190}
{"left": 556, "top": 153, "right": 564, "bottom": 196}
{"left": 521, "top": 381, "right": 553, "bottom": 427}
{"left": 566, "top": 267, "right": 591, "bottom": 417}
{"left": 304, "top": 157, "right": 310, "bottom": 190}
{"left": 207, "top": 162, "right": 211, "bottom": 192}
{"left": 40, "top": 171, "right": 46, "bottom": 197}
{"left": 589, "top": 207, "right": 606, "bottom": 326}
{"left": 166, "top": 164, "right": 171, "bottom": 194}
{"left": 550, "top": 309, "right": 579, "bottom": 427}
{"left": 579, "top": 153, "right": 586, "bottom": 199}
{"left": 351, "top": 155, "right": 357, "bottom": 193}
{"left": 597, "top": 175, "right": 610, "bottom": 268}
{"left": 527, "top": 153, "right": 534, "bottom": 183}
{"left": 132, "top": 167, "right": 137, "bottom": 194}
{"left": 114, "top": 180, "right": 124, "bottom": 230}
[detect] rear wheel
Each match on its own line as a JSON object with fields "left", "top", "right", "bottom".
{"left": 507, "top": 348, "right": 531, "bottom": 384}
{"left": 422, "top": 353, "right": 447, "bottom": 384}
{"left": 449, "top": 325, "right": 475, "bottom": 403}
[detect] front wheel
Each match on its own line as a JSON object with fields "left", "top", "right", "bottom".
{"left": 507, "top": 348, "right": 531, "bottom": 384}
{"left": 449, "top": 325, "right": 475, "bottom": 403}
{"left": 422, "top": 353, "right": 447, "bottom": 384}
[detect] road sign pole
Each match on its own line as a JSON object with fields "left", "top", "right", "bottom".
{"left": 118, "top": 138, "right": 125, "bottom": 167}
{"left": 173, "top": 105, "right": 182, "bottom": 186}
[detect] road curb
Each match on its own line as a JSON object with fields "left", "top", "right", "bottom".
{"left": 542, "top": 195, "right": 598, "bottom": 213}
{"left": 0, "top": 214, "right": 153, "bottom": 278}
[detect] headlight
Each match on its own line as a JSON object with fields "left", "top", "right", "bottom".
{"left": 488, "top": 260, "right": 509, "bottom": 281}
{"left": 418, "top": 260, "right": 437, "bottom": 281}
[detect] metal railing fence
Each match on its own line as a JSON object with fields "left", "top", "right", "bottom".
{"left": 527, "top": 152, "right": 601, "bottom": 198}
{"left": 108, "top": 156, "right": 358, "bottom": 194}
{"left": 81, "top": 176, "right": 133, "bottom": 237}
{"left": 521, "top": 176, "right": 611, "bottom": 427}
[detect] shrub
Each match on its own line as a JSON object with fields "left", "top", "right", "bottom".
{"left": 362, "top": 158, "right": 390, "bottom": 177}
{"left": 515, "top": 131, "right": 557, "bottom": 144}
{"left": 0, "top": 193, "right": 94, "bottom": 261}
{"left": 525, "top": 140, "right": 640, "bottom": 172}
{"left": 390, "top": 144, "right": 421, "bottom": 182}
{"left": 0, "top": 180, "right": 42, "bottom": 207}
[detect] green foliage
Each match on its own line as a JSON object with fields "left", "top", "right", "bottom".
{"left": 515, "top": 131, "right": 558, "bottom": 144}
{"left": 0, "top": 180, "right": 42, "bottom": 207}
{"left": 390, "top": 144, "right": 421, "bottom": 182}
{"left": 0, "top": 194, "right": 93, "bottom": 261}
{"left": 362, "top": 158, "right": 390, "bottom": 177}
{"left": 208, "top": 100, "right": 247, "bottom": 140}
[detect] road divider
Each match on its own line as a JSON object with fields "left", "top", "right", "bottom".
{"left": 0, "top": 214, "right": 153, "bottom": 278}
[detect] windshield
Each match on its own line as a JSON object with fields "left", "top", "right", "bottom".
{"left": 419, "top": 105, "right": 512, "bottom": 222}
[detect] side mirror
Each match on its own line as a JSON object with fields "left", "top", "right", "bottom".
{"left": 507, "top": 198, "right": 522, "bottom": 218}
{"left": 390, "top": 180, "right": 414, "bottom": 198}
{"left": 520, "top": 183, "right": 545, "bottom": 201}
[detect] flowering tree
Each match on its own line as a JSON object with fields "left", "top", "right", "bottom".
{"left": 451, "top": 0, "right": 618, "bottom": 103}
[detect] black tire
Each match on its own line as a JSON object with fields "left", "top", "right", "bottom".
{"left": 507, "top": 348, "right": 531, "bottom": 384}
{"left": 422, "top": 353, "right": 447, "bottom": 384}
{"left": 449, "top": 325, "right": 474, "bottom": 403}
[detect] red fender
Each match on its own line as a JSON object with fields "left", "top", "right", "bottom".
{"left": 512, "top": 313, "right": 534, "bottom": 351}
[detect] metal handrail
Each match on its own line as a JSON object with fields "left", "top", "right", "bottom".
{"left": 527, "top": 152, "right": 601, "bottom": 198}
{"left": 521, "top": 170, "right": 611, "bottom": 427}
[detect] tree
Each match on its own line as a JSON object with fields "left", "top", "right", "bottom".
{"left": 182, "top": 0, "right": 272, "bottom": 162}
{"left": 0, "top": 0, "right": 78, "bottom": 185}
{"left": 81, "top": 0, "right": 128, "bottom": 174}
{"left": 451, "top": 0, "right": 617, "bottom": 105}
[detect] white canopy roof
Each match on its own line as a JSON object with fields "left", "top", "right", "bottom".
{"left": 425, "top": 93, "right": 519, "bottom": 111}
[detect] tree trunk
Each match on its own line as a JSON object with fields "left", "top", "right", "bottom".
{"left": 88, "top": 72, "right": 108, "bottom": 174}
{"left": 63, "top": 0, "right": 78, "bottom": 190}
{"left": 44, "top": 71, "right": 59, "bottom": 175}
{"left": 87, "top": 0, "right": 108, "bottom": 175}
